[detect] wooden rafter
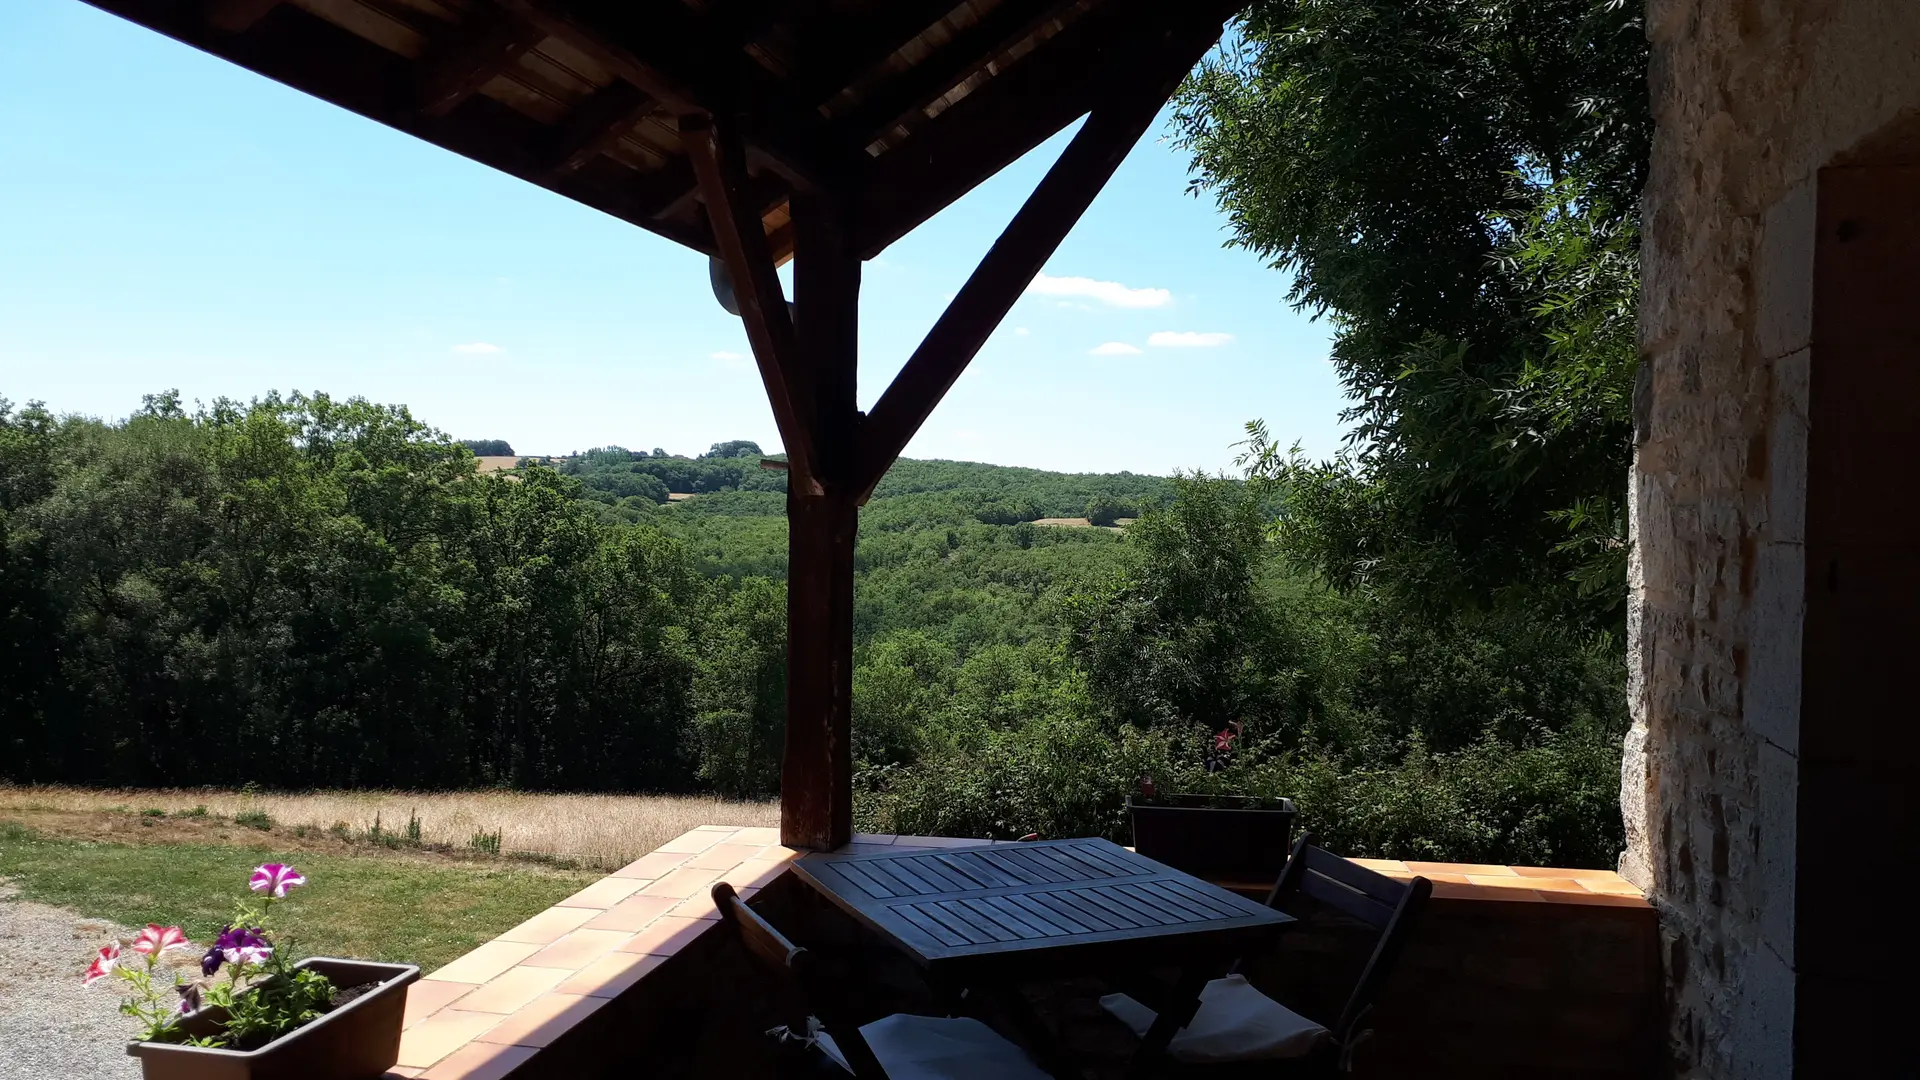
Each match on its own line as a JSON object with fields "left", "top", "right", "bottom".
{"left": 497, "top": 0, "right": 858, "bottom": 191}
{"left": 682, "top": 113, "right": 818, "bottom": 493}
{"left": 850, "top": 0, "right": 1154, "bottom": 258}
{"left": 786, "top": 0, "right": 959, "bottom": 109}
{"left": 204, "top": 0, "right": 279, "bottom": 33}
{"left": 540, "top": 80, "right": 655, "bottom": 177}
{"left": 830, "top": 0, "right": 1067, "bottom": 146}
{"left": 415, "top": 9, "right": 545, "bottom": 117}
{"left": 854, "top": 21, "right": 1223, "bottom": 498}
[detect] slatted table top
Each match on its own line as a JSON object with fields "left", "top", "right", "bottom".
{"left": 793, "top": 837, "right": 1293, "bottom": 978}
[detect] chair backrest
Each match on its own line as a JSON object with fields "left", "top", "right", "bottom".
{"left": 1262, "top": 833, "right": 1432, "bottom": 1044}
{"left": 709, "top": 881, "right": 890, "bottom": 1079}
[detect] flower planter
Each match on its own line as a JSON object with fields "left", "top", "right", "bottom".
{"left": 127, "top": 958, "right": 419, "bottom": 1080}
{"left": 1128, "top": 793, "right": 1297, "bottom": 886}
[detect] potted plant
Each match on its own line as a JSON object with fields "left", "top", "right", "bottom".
{"left": 1128, "top": 725, "right": 1298, "bottom": 887}
{"left": 83, "top": 862, "right": 419, "bottom": 1080}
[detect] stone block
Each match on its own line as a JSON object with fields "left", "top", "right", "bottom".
{"left": 1754, "top": 739, "right": 1798, "bottom": 954}
{"left": 1757, "top": 181, "right": 1815, "bottom": 360}
{"left": 1745, "top": 540, "right": 1804, "bottom": 753}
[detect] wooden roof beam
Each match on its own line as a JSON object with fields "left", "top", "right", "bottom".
{"left": 853, "top": 21, "right": 1225, "bottom": 499}
{"left": 683, "top": 114, "right": 819, "bottom": 493}
{"left": 541, "top": 79, "right": 654, "bottom": 178}
{"left": 786, "top": 0, "right": 957, "bottom": 110}
{"left": 831, "top": 0, "right": 1072, "bottom": 146}
{"left": 848, "top": 0, "right": 1164, "bottom": 259}
{"left": 497, "top": 0, "right": 859, "bottom": 191}
{"left": 415, "top": 8, "right": 546, "bottom": 118}
{"left": 204, "top": 0, "right": 281, "bottom": 33}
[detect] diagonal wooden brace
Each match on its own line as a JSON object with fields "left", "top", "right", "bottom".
{"left": 682, "top": 113, "right": 822, "bottom": 494}
{"left": 852, "top": 25, "right": 1220, "bottom": 501}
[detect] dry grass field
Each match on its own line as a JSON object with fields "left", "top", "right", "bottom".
{"left": 473, "top": 455, "right": 520, "bottom": 473}
{"left": 1033, "top": 517, "right": 1132, "bottom": 531}
{"left": 0, "top": 786, "right": 776, "bottom": 867}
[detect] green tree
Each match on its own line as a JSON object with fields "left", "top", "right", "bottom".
{"left": 1085, "top": 495, "right": 1133, "bottom": 527}
{"left": 1175, "top": 0, "right": 1649, "bottom": 626}
{"left": 689, "top": 577, "right": 787, "bottom": 797}
{"left": 1066, "top": 477, "right": 1301, "bottom": 739}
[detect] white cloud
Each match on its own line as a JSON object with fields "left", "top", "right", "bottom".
{"left": 1089, "top": 341, "right": 1143, "bottom": 356}
{"left": 1147, "top": 331, "right": 1234, "bottom": 348}
{"left": 452, "top": 342, "right": 502, "bottom": 355}
{"left": 1014, "top": 326, "right": 1031, "bottom": 336}
{"left": 1028, "top": 273, "right": 1172, "bottom": 309}
{"left": 710, "top": 350, "right": 746, "bottom": 361}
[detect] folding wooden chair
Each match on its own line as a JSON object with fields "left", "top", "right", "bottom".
{"left": 1100, "top": 833, "right": 1431, "bottom": 1074}
{"left": 710, "top": 881, "right": 1055, "bottom": 1080}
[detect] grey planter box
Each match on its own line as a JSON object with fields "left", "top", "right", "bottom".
{"left": 127, "top": 957, "right": 419, "bottom": 1080}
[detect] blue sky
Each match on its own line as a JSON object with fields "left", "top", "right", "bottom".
{"left": 0, "top": 0, "right": 1347, "bottom": 475}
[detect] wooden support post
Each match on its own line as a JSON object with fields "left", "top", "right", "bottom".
{"left": 782, "top": 189, "right": 862, "bottom": 850}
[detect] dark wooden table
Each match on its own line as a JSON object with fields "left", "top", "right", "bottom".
{"left": 793, "top": 837, "right": 1294, "bottom": 1075}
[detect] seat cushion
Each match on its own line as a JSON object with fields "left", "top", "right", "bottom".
{"left": 1100, "top": 974, "right": 1330, "bottom": 1064}
{"left": 815, "top": 1014, "right": 1053, "bottom": 1080}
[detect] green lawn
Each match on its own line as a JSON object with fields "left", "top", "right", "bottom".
{"left": 0, "top": 821, "right": 596, "bottom": 972}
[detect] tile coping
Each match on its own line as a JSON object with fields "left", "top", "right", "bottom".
{"left": 385, "top": 827, "right": 1646, "bottom": 1078}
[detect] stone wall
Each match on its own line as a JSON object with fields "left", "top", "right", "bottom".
{"left": 1625, "top": 2, "right": 1920, "bottom": 1076}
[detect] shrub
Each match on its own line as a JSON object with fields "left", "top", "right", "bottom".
{"left": 234, "top": 810, "right": 273, "bottom": 831}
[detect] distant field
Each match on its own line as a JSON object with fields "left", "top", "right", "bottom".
{"left": 666, "top": 492, "right": 695, "bottom": 501}
{"left": 0, "top": 787, "right": 777, "bottom": 868}
{"left": 1033, "top": 517, "right": 1132, "bottom": 530}
{"left": 473, "top": 455, "right": 520, "bottom": 473}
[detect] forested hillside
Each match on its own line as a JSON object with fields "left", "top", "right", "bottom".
{"left": 0, "top": 389, "right": 1623, "bottom": 867}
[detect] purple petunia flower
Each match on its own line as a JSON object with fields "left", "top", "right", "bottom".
{"left": 203, "top": 926, "right": 272, "bottom": 974}
{"left": 176, "top": 982, "right": 203, "bottom": 1016}
{"left": 249, "top": 863, "right": 306, "bottom": 899}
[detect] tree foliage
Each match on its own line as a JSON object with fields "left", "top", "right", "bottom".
{"left": 1174, "top": 0, "right": 1648, "bottom": 626}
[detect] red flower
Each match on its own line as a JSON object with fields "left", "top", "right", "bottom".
{"left": 82, "top": 942, "right": 120, "bottom": 985}
{"left": 132, "top": 925, "right": 189, "bottom": 956}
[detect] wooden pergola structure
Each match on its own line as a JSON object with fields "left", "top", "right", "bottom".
{"left": 86, "top": 0, "right": 1245, "bottom": 849}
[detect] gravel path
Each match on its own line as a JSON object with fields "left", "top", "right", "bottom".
{"left": 0, "top": 883, "right": 146, "bottom": 1080}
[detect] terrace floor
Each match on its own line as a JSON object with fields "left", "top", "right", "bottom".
{"left": 383, "top": 827, "right": 1658, "bottom": 1079}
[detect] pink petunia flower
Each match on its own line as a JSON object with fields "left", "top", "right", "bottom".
{"left": 132, "top": 925, "right": 190, "bottom": 956}
{"left": 83, "top": 941, "right": 121, "bottom": 985}
{"left": 249, "top": 863, "right": 306, "bottom": 899}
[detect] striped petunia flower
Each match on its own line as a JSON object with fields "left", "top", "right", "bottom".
{"left": 132, "top": 925, "right": 189, "bottom": 956}
{"left": 82, "top": 941, "right": 120, "bottom": 985}
{"left": 248, "top": 863, "right": 306, "bottom": 899}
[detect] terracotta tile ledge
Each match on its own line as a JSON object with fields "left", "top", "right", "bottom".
{"left": 385, "top": 829, "right": 1645, "bottom": 1078}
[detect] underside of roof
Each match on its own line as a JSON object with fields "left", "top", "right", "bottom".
{"left": 84, "top": 0, "right": 1245, "bottom": 262}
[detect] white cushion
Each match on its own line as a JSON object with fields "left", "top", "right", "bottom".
{"left": 1099, "top": 975, "right": 1329, "bottom": 1064}
{"left": 815, "top": 1014, "right": 1053, "bottom": 1080}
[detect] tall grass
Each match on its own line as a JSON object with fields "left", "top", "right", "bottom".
{"left": 0, "top": 786, "right": 777, "bottom": 867}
